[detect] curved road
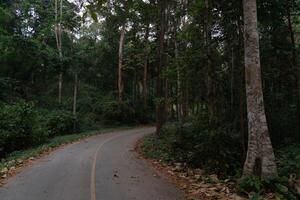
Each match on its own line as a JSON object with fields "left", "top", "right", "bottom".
{"left": 0, "top": 127, "right": 184, "bottom": 200}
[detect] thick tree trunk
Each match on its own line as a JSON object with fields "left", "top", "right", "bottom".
{"left": 243, "top": 0, "right": 277, "bottom": 178}
{"left": 156, "top": 0, "right": 167, "bottom": 134}
{"left": 118, "top": 23, "right": 126, "bottom": 103}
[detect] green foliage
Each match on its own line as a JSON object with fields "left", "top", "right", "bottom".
{"left": 249, "top": 193, "right": 263, "bottom": 200}
{"left": 101, "top": 101, "right": 134, "bottom": 124}
{"left": 0, "top": 127, "right": 130, "bottom": 170}
{"left": 238, "top": 175, "right": 299, "bottom": 199}
{"left": 0, "top": 102, "right": 48, "bottom": 155}
{"left": 39, "top": 110, "right": 77, "bottom": 137}
{"left": 142, "top": 122, "right": 243, "bottom": 176}
{"left": 141, "top": 135, "right": 172, "bottom": 162}
{"left": 101, "top": 100, "right": 151, "bottom": 125}
{"left": 276, "top": 145, "right": 300, "bottom": 178}
{"left": 165, "top": 123, "right": 243, "bottom": 176}
{"left": 238, "top": 176, "right": 263, "bottom": 194}
{"left": 0, "top": 102, "right": 79, "bottom": 158}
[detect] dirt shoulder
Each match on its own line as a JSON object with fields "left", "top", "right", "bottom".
{"left": 135, "top": 138, "right": 246, "bottom": 200}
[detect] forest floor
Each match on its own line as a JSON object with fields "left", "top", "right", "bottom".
{"left": 0, "top": 127, "right": 184, "bottom": 200}
{"left": 136, "top": 138, "right": 247, "bottom": 200}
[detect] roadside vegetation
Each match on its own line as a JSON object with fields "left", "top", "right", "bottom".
{"left": 0, "top": 126, "right": 131, "bottom": 180}
{"left": 141, "top": 124, "right": 300, "bottom": 199}
{"left": 1, "top": 0, "right": 300, "bottom": 199}
{"left": 0, "top": 100, "right": 145, "bottom": 159}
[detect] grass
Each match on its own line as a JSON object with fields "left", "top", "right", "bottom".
{"left": 141, "top": 134, "right": 172, "bottom": 162}
{"left": 0, "top": 126, "right": 132, "bottom": 169}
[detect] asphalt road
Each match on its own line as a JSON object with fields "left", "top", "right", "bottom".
{"left": 0, "top": 127, "right": 184, "bottom": 200}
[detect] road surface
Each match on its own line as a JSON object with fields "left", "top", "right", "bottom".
{"left": 0, "top": 127, "right": 184, "bottom": 200}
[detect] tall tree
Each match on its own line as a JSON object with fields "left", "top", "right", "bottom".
{"left": 242, "top": 0, "right": 277, "bottom": 178}
{"left": 156, "top": 0, "right": 167, "bottom": 133}
{"left": 118, "top": 22, "right": 126, "bottom": 102}
{"left": 55, "top": 0, "right": 63, "bottom": 104}
{"left": 204, "top": 0, "right": 215, "bottom": 122}
{"left": 143, "top": 24, "right": 150, "bottom": 106}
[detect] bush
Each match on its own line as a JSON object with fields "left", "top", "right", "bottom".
{"left": 0, "top": 102, "right": 48, "bottom": 155}
{"left": 39, "top": 110, "right": 77, "bottom": 137}
{"left": 101, "top": 101, "right": 136, "bottom": 125}
{"left": 238, "top": 176, "right": 263, "bottom": 194}
{"left": 276, "top": 145, "right": 300, "bottom": 178}
{"left": 141, "top": 134, "right": 173, "bottom": 162}
{"left": 157, "top": 123, "right": 243, "bottom": 176}
{"left": 238, "top": 175, "right": 298, "bottom": 200}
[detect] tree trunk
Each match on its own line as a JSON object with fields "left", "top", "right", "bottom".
{"left": 143, "top": 24, "right": 150, "bottom": 106}
{"left": 73, "top": 73, "right": 78, "bottom": 118}
{"left": 175, "top": 38, "right": 182, "bottom": 124}
{"left": 118, "top": 23, "right": 126, "bottom": 103}
{"left": 230, "top": 48, "right": 235, "bottom": 119}
{"left": 286, "top": 0, "right": 300, "bottom": 135}
{"left": 242, "top": 0, "right": 277, "bottom": 178}
{"left": 204, "top": 0, "right": 214, "bottom": 122}
{"left": 58, "top": 72, "right": 63, "bottom": 104}
{"left": 55, "top": 0, "right": 63, "bottom": 104}
{"left": 156, "top": 0, "right": 167, "bottom": 134}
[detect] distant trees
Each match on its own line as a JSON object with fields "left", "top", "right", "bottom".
{"left": 0, "top": 0, "right": 299, "bottom": 180}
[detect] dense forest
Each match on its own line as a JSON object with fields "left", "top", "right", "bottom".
{"left": 0, "top": 0, "right": 300, "bottom": 199}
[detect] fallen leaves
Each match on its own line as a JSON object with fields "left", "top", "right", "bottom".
{"left": 135, "top": 138, "right": 246, "bottom": 200}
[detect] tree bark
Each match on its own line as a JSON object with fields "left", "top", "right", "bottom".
{"left": 118, "top": 23, "right": 126, "bottom": 103}
{"left": 175, "top": 35, "right": 182, "bottom": 124}
{"left": 204, "top": 0, "right": 215, "bottom": 122}
{"left": 58, "top": 72, "right": 63, "bottom": 104}
{"left": 55, "top": 0, "right": 63, "bottom": 104}
{"left": 230, "top": 48, "right": 235, "bottom": 119}
{"left": 156, "top": 0, "right": 167, "bottom": 134}
{"left": 242, "top": 0, "right": 277, "bottom": 178}
{"left": 286, "top": 0, "right": 300, "bottom": 135}
{"left": 143, "top": 24, "right": 150, "bottom": 106}
{"left": 73, "top": 73, "right": 78, "bottom": 118}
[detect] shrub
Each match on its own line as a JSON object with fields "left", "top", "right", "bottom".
{"left": 141, "top": 135, "right": 173, "bottom": 161}
{"left": 0, "top": 102, "right": 48, "bottom": 155}
{"left": 39, "top": 110, "right": 76, "bottom": 137}
{"left": 101, "top": 101, "right": 136, "bottom": 125}
{"left": 157, "top": 123, "right": 243, "bottom": 176}
{"left": 238, "top": 175, "right": 298, "bottom": 199}
{"left": 238, "top": 176, "right": 263, "bottom": 194}
{"left": 276, "top": 145, "right": 300, "bottom": 178}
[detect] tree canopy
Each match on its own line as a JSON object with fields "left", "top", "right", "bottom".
{"left": 0, "top": 0, "right": 300, "bottom": 198}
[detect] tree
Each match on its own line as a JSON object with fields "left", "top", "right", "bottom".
{"left": 143, "top": 24, "right": 150, "bottom": 107}
{"left": 118, "top": 22, "right": 126, "bottom": 102}
{"left": 55, "top": 0, "right": 63, "bottom": 104}
{"left": 204, "top": 0, "right": 215, "bottom": 123}
{"left": 155, "top": 0, "right": 167, "bottom": 134}
{"left": 242, "top": 0, "right": 277, "bottom": 178}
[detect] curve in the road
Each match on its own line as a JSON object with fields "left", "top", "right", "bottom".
{"left": 0, "top": 127, "right": 184, "bottom": 200}
{"left": 90, "top": 133, "right": 124, "bottom": 200}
